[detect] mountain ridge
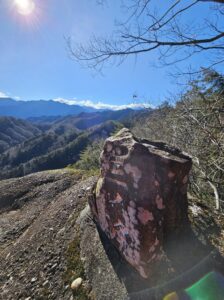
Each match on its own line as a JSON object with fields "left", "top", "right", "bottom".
{"left": 0, "top": 98, "right": 97, "bottom": 119}
{"left": 0, "top": 98, "right": 148, "bottom": 119}
{"left": 0, "top": 116, "right": 42, "bottom": 154}
{"left": 0, "top": 108, "right": 138, "bottom": 179}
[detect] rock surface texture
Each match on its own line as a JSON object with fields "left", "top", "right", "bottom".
{"left": 0, "top": 154, "right": 223, "bottom": 299}
{"left": 89, "top": 128, "right": 192, "bottom": 278}
{"left": 0, "top": 170, "right": 97, "bottom": 300}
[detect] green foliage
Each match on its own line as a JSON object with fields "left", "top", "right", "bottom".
{"left": 63, "top": 238, "right": 85, "bottom": 282}
{"left": 63, "top": 232, "right": 90, "bottom": 300}
{"left": 74, "top": 139, "right": 104, "bottom": 172}
{"left": 70, "top": 121, "right": 123, "bottom": 176}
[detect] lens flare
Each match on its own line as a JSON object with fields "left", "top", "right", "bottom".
{"left": 14, "top": 0, "right": 35, "bottom": 15}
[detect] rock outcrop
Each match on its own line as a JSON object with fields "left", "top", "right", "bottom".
{"left": 1, "top": 152, "right": 223, "bottom": 300}
{"left": 89, "top": 128, "right": 192, "bottom": 278}
{"left": 0, "top": 170, "right": 97, "bottom": 300}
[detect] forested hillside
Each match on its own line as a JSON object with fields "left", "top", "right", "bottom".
{"left": 0, "top": 117, "right": 42, "bottom": 154}
{"left": 0, "top": 108, "right": 134, "bottom": 179}
{"left": 132, "top": 70, "right": 224, "bottom": 211}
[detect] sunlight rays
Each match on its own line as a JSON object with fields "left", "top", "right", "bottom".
{"left": 9, "top": 0, "right": 43, "bottom": 31}
{"left": 14, "top": 0, "right": 35, "bottom": 16}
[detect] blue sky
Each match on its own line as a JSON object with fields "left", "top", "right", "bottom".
{"left": 0, "top": 0, "right": 222, "bottom": 108}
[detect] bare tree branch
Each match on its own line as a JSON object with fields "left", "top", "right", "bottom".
{"left": 69, "top": 0, "right": 224, "bottom": 70}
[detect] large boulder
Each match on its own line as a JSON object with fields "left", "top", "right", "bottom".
{"left": 88, "top": 128, "right": 192, "bottom": 278}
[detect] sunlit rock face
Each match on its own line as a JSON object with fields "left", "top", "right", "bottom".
{"left": 88, "top": 128, "right": 192, "bottom": 278}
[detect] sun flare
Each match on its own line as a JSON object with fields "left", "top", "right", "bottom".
{"left": 14, "top": 0, "right": 35, "bottom": 15}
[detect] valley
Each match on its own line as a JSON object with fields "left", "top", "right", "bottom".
{"left": 0, "top": 108, "right": 140, "bottom": 180}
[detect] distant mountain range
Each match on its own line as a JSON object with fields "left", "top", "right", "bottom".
{"left": 0, "top": 98, "right": 147, "bottom": 119}
{"left": 0, "top": 98, "right": 97, "bottom": 119}
{"left": 0, "top": 97, "right": 148, "bottom": 180}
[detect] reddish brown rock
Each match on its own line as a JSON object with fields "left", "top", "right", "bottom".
{"left": 88, "top": 128, "right": 192, "bottom": 278}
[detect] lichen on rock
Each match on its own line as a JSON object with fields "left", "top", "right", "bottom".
{"left": 88, "top": 128, "right": 192, "bottom": 278}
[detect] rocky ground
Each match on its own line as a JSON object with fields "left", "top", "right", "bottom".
{"left": 0, "top": 170, "right": 98, "bottom": 300}
{"left": 0, "top": 170, "right": 223, "bottom": 300}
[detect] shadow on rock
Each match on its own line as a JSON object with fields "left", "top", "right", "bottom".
{"left": 97, "top": 222, "right": 224, "bottom": 300}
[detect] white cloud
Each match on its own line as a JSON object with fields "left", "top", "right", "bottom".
{"left": 14, "top": 96, "right": 21, "bottom": 100}
{"left": 0, "top": 91, "right": 9, "bottom": 98}
{"left": 0, "top": 91, "right": 21, "bottom": 100}
{"left": 53, "top": 98, "right": 153, "bottom": 110}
